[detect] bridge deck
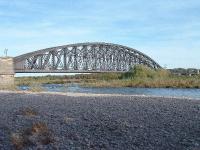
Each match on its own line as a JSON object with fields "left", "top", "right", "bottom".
{"left": 14, "top": 70, "right": 126, "bottom": 73}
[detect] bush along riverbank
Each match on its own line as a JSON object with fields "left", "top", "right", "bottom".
{"left": 13, "top": 65, "right": 200, "bottom": 89}
{"left": 82, "top": 65, "right": 200, "bottom": 88}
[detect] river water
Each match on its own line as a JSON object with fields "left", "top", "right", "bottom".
{"left": 19, "top": 84, "right": 200, "bottom": 99}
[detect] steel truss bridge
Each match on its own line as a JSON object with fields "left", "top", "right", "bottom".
{"left": 14, "top": 42, "right": 161, "bottom": 73}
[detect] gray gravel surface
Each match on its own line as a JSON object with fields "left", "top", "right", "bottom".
{"left": 0, "top": 92, "right": 200, "bottom": 150}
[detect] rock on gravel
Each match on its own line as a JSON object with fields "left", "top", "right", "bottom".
{"left": 0, "top": 92, "right": 200, "bottom": 150}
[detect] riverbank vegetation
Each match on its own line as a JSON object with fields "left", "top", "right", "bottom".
{"left": 83, "top": 65, "right": 200, "bottom": 88}
{"left": 14, "top": 65, "right": 200, "bottom": 89}
{"left": 0, "top": 85, "right": 17, "bottom": 91}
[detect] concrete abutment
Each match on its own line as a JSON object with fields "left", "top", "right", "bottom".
{"left": 0, "top": 57, "right": 15, "bottom": 88}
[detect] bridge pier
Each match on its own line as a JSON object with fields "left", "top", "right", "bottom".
{"left": 0, "top": 57, "right": 15, "bottom": 88}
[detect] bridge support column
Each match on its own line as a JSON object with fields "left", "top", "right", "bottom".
{"left": 0, "top": 57, "right": 15, "bottom": 89}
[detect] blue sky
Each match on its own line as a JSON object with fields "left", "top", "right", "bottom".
{"left": 0, "top": 0, "right": 200, "bottom": 69}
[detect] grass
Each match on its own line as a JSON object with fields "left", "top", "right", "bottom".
{"left": 15, "top": 76, "right": 66, "bottom": 86}
{"left": 11, "top": 133, "right": 24, "bottom": 150}
{"left": 14, "top": 65, "right": 200, "bottom": 89}
{"left": 11, "top": 108, "right": 54, "bottom": 149}
{"left": 82, "top": 65, "right": 200, "bottom": 88}
{"left": 15, "top": 73, "right": 122, "bottom": 86}
{"left": 20, "top": 107, "right": 38, "bottom": 117}
{"left": 0, "top": 85, "right": 17, "bottom": 91}
{"left": 11, "top": 122, "right": 54, "bottom": 150}
{"left": 0, "top": 84, "right": 45, "bottom": 93}
{"left": 28, "top": 84, "right": 44, "bottom": 92}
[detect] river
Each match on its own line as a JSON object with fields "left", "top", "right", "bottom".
{"left": 18, "top": 83, "right": 200, "bottom": 99}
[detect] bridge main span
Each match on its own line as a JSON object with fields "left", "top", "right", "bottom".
{"left": 0, "top": 42, "right": 161, "bottom": 86}
{"left": 14, "top": 42, "right": 161, "bottom": 73}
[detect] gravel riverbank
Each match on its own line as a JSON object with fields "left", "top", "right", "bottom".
{"left": 0, "top": 91, "right": 200, "bottom": 150}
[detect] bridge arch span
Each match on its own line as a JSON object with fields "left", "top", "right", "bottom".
{"left": 14, "top": 42, "right": 161, "bottom": 73}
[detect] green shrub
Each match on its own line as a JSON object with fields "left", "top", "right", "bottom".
{"left": 121, "top": 65, "right": 170, "bottom": 79}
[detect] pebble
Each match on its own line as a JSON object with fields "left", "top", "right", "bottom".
{"left": 0, "top": 92, "right": 199, "bottom": 149}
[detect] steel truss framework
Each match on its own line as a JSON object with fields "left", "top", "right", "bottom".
{"left": 14, "top": 42, "right": 161, "bottom": 73}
